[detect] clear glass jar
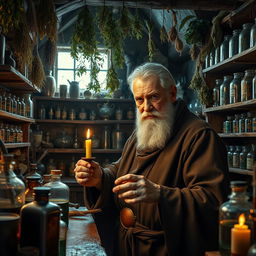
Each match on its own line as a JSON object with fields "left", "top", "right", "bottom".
{"left": 228, "top": 145, "right": 235, "bottom": 167}
{"left": 213, "top": 79, "right": 222, "bottom": 106}
{"left": 239, "top": 146, "right": 248, "bottom": 169}
{"left": 224, "top": 116, "right": 233, "bottom": 133}
{"left": 220, "top": 75, "right": 233, "bottom": 105}
{"left": 204, "top": 54, "right": 210, "bottom": 69}
{"left": 39, "top": 105, "right": 46, "bottom": 119}
{"left": 48, "top": 106, "right": 54, "bottom": 120}
{"left": 239, "top": 23, "right": 253, "bottom": 53}
{"left": 250, "top": 18, "right": 256, "bottom": 47}
{"left": 246, "top": 144, "right": 255, "bottom": 170}
{"left": 219, "top": 181, "right": 253, "bottom": 256}
{"left": 0, "top": 153, "right": 25, "bottom": 213}
{"left": 44, "top": 170, "right": 70, "bottom": 227}
{"left": 220, "top": 35, "right": 232, "bottom": 61}
{"left": 55, "top": 105, "right": 61, "bottom": 120}
{"left": 241, "top": 69, "right": 254, "bottom": 102}
{"left": 12, "top": 95, "right": 17, "bottom": 114}
{"left": 229, "top": 72, "right": 243, "bottom": 104}
{"left": 229, "top": 29, "right": 241, "bottom": 58}
{"left": 6, "top": 93, "right": 13, "bottom": 113}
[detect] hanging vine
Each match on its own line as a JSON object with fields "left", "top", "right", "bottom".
{"left": 145, "top": 19, "right": 155, "bottom": 62}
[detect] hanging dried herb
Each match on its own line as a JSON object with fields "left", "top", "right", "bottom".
{"left": 189, "top": 44, "right": 200, "bottom": 60}
{"left": 44, "top": 38, "right": 57, "bottom": 69}
{"left": 106, "top": 65, "right": 119, "bottom": 92}
{"left": 160, "top": 10, "right": 168, "bottom": 43}
{"left": 97, "top": 6, "right": 124, "bottom": 68}
{"left": 145, "top": 20, "right": 155, "bottom": 62}
{"left": 175, "top": 36, "right": 183, "bottom": 55}
{"left": 71, "top": 6, "right": 102, "bottom": 92}
{"left": 0, "top": 0, "right": 24, "bottom": 34}
{"left": 30, "top": 47, "right": 45, "bottom": 88}
{"left": 119, "top": 6, "right": 133, "bottom": 38}
{"left": 11, "top": 12, "right": 33, "bottom": 74}
{"left": 131, "top": 9, "right": 143, "bottom": 40}
{"left": 35, "top": 0, "right": 57, "bottom": 42}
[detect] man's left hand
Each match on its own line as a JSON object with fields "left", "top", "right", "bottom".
{"left": 112, "top": 174, "right": 160, "bottom": 204}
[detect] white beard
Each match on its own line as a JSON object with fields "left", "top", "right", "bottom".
{"left": 136, "top": 102, "right": 175, "bottom": 152}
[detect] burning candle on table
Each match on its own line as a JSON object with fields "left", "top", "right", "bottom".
{"left": 231, "top": 213, "right": 251, "bottom": 256}
{"left": 85, "top": 128, "right": 92, "bottom": 158}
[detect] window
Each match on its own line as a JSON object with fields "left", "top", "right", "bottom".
{"left": 55, "top": 46, "right": 110, "bottom": 92}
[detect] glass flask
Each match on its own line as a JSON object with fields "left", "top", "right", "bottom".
{"left": 250, "top": 18, "right": 256, "bottom": 47}
{"left": 229, "top": 29, "right": 241, "bottom": 58}
{"left": 220, "top": 75, "right": 233, "bottom": 105}
{"left": 239, "top": 23, "right": 253, "bottom": 53}
{"left": 25, "top": 176, "right": 41, "bottom": 204}
{"left": 241, "top": 69, "right": 254, "bottom": 102}
{"left": 26, "top": 163, "right": 42, "bottom": 179}
{"left": 229, "top": 72, "right": 243, "bottom": 104}
{"left": 213, "top": 79, "right": 222, "bottom": 106}
{"left": 44, "top": 170, "right": 70, "bottom": 226}
{"left": 220, "top": 35, "right": 232, "bottom": 61}
{"left": 0, "top": 153, "right": 25, "bottom": 214}
{"left": 20, "top": 187, "right": 60, "bottom": 256}
{"left": 219, "top": 181, "right": 253, "bottom": 256}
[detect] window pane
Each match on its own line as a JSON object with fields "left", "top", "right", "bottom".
{"left": 98, "top": 71, "right": 107, "bottom": 89}
{"left": 77, "top": 72, "right": 91, "bottom": 90}
{"left": 99, "top": 52, "right": 109, "bottom": 70}
{"left": 58, "top": 52, "right": 74, "bottom": 69}
{"left": 57, "top": 70, "right": 74, "bottom": 87}
{"left": 76, "top": 53, "right": 90, "bottom": 70}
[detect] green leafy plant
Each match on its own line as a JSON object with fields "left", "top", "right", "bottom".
{"left": 145, "top": 20, "right": 155, "bottom": 62}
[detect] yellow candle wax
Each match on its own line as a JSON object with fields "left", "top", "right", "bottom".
{"left": 231, "top": 214, "right": 251, "bottom": 256}
{"left": 85, "top": 129, "right": 92, "bottom": 158}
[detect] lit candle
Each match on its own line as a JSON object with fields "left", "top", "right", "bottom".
{"left": 231, "top": 213, "right": 251, "bottom": 256}
{"left": 85, "top": 128, "right": 92, "bottom": 158}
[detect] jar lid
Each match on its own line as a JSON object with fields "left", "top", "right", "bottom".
{"left": 50, "top": 169, "right": 62, "bottom": 175}
{"left": 230, "top": 181, "right": 247, "bottom": 188}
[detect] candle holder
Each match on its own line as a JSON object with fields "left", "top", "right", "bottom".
{"left": 81, "top": 157, "right": 96, "bottom": 161}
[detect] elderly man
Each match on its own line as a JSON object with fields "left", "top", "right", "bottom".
{"left": 74, "top": 63, "right": 229, "bottom": 256}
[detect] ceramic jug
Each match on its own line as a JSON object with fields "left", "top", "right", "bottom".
{"left": 68, "top": 80, "right": 79, "bottom": 99}
{"left": 98, "top": 103, "right": 114, "bottom": 120}
{"left": 42, "top": 71, "right": 56, "bottom": 97}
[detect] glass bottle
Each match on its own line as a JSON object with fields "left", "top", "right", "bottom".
{"left": 48, "top": 106, "right": 54, "bottom": 120}
{"left": 246, "top": 144, "right": 255, "bottom": 170}
{"left": 12, "top": 95, "right": 17, "bottom": 114}
{"left": 25, "top": 176, "right": 41, "bottom": 204}
{"left": 204, "top": 54, "right": 210, "bottom": 69}
{"left": 229, "top": 72, "right": 243, "bottom": 104}
{"left": 224, "top": 116, "right": 232, "bottom": 133}
{"left": 102, "top": 126, "right": 111, "bottom": 149}
{"left": 24, "top": 94, "right": 33, "bottom": 118}
{"left": 215, "top": 46, "right": 220, "bottom": 65}
{"left": 55, "top": 105, "right": 61, "bottom": 120}
{"left": 245, "top": 112, "right": 253, "bottom": 132}
{"left": 20, "top": 187, "right": 60, "bottom": 256}
{"left": 220, "top": 35, "right": 232, "bottom": 61}
{"left": 250, "top": 18, "right": 256, "bottom": 47}
{"left": 59, "top": 210, "right": 67, "bottom": 256}
{"left": 42, "top": 174, "right": 52, "bottom": 185}
{"left": 127, "top": 107, "right": 135, "bottom": 120}
{"left": 6, "top": 93, "right": 12, "bottom": 113}
{"left": 69, "top": 108, "right": 76, "bottom": 120}
{"left": 240, "top": 146, "right": 248, "bottom": 170}
{"left": 219, "top": 181, "right": 253, "bottom": 256}
{"left": 20, "top": 97, "right": 26, "bottom": 116}
{"left": 39, "top": 105, "right": 46, "bottom": 119}
{"left": 227, "top": 146, "right": 234, "bottom": 167}
{"left": 4, "top": 125, "right": 10, "bottom": 143}
{"left": 0, "top": 153, "right": 25, "bottom": 213}
{"left": 233, "top": 145, "right": 242, "bottom": 168}
{"left": 239, "top": 113, "right": 246, "bottom": 133}
{"left": 61, "top": 107, "right": 67, "bottom": 120}
{"left": 1, "top": 91, "right": 6, "bottom": 111}
{"left": 78, "top": 107, "right": 87, "bottom": 120}
{"left": 209, "top": 49, "right": 215, "bottom": 66}
{"left": 44, "top": 170, "right": 70, "bottom": 227}
{"left": 232, "top": 114, "right": 239, "bottom": 133}
{"left": 27, "top": 163, "right": 42, "bottom": 179}
{"left": 220, "top": 75, "right": 233, "bottom": 105}
{"left": 253, "top": 71, "right": 256, "bottom": 99}
{"left": 241, "top": 69, "right": 254, "bottom": 102}
{"left": 239, "top": 23, "right": 253, "bottom": 53}
{"left": 253, "top": 115, "right": 256, "bottom": 132}
{"left": 213, "top": 79, "right": 222, "bottom": 106}
{"left": 229, "top": 29, "right": 241, "bottom": 57}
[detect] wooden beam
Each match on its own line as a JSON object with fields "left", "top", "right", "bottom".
{"left": 56, "top": 0, "right": 244, "bottom": 12}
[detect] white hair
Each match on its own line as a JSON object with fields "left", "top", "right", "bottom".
{"left": 127, "top": 62, "right": 176, "bottom": 92}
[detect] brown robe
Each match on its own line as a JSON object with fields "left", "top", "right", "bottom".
{"left": 85, "top": 99, "right": 230, "bottom": 256}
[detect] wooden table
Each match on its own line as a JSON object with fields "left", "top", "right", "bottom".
{"left": 66, "top": 210, "right": 106, "bottom": 256}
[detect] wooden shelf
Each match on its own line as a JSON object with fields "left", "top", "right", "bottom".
{"left": 203, "top": 46, "right": 256, "bottom": 76}
{"left": 0, "top": 65, "right": 40, "bottom": 93}
{"left": 229, "top": 167, "right": 254, "bottom": 176}
{"left": 33, "top": 96, "right": 134, "bottom": 103}
{"left": 219, "top": 132, "right": 256, "bottom": 138}
{"left": 0, "top": 110, "right": 35, "bottom": 123}
{"left": 204, "top": 99, "right": 256, "bottom": 113}
{"left": 36, "top": 119, "right": 134, "bottom": 124}
{"left": 221, "top": 0, "right": 256, "bottom": 29}
{"left": 40, "top": 148, "right": 123, "bottom": 154}
{"left": 4, "top": 142, "right": 31, "bottom": 149}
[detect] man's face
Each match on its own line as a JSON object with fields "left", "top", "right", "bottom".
{"left": 133, "top": 75, "right": 176, "bottom": 118}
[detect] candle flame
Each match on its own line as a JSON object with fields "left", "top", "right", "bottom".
{"left": 86, "top": 129, "right": 91, "bottom": 139}
{"left": 239, "top": 214, "right": 246, "bottom": 226}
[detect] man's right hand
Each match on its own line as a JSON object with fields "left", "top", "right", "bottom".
{"left": 74, "top": 160, "right": 102, "bottom": 190}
